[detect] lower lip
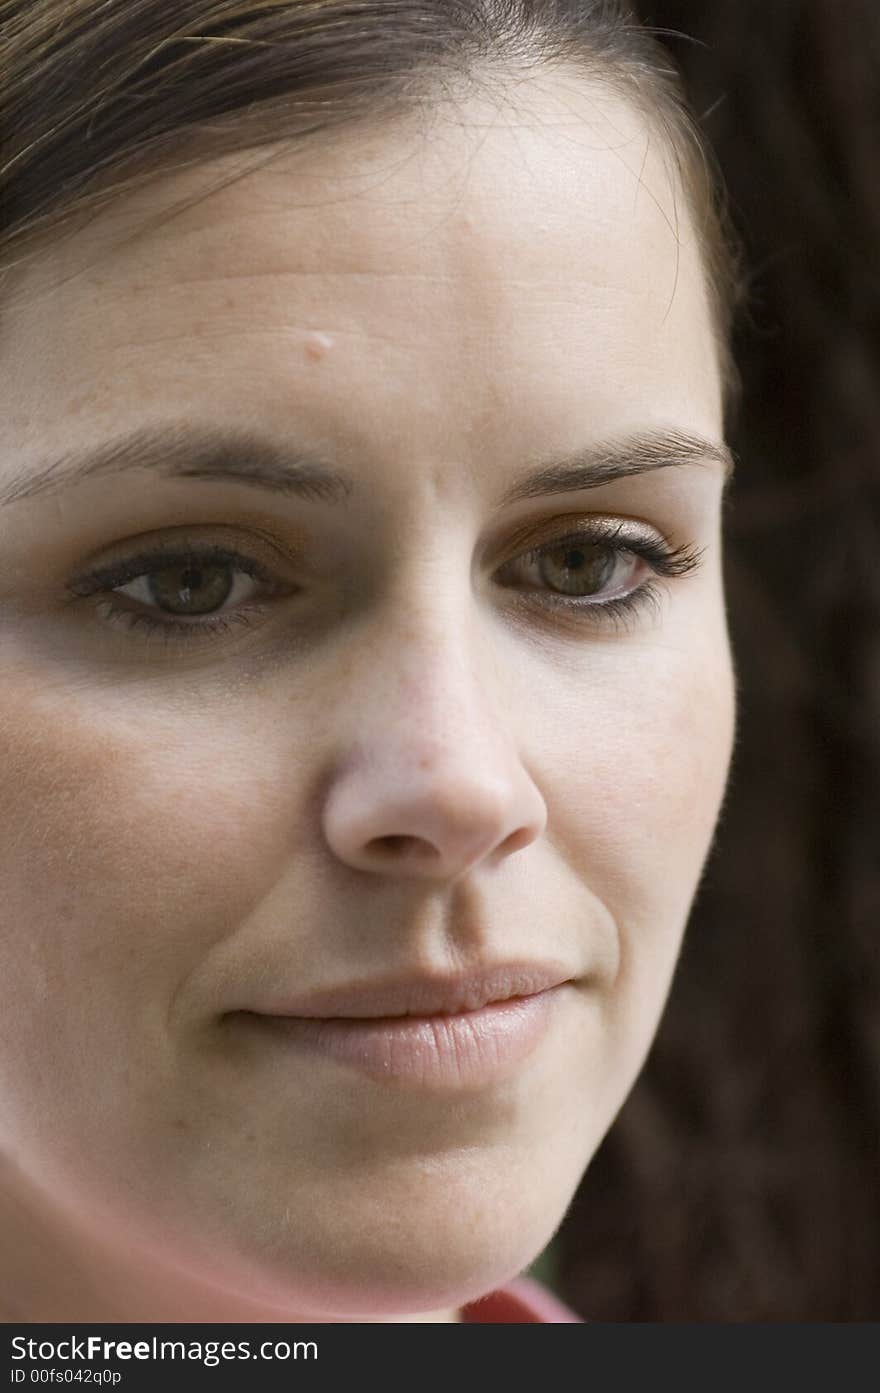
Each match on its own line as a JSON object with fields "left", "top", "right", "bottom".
{"left": 244, "top": 988, "right": 565, "bottom": 1090}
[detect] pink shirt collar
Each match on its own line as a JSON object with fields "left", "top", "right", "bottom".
{"left": 461, "top": 1276, "right": 583, "bottom": 1323}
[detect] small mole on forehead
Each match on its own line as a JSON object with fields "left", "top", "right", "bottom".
{"left": 304, "top": 330, "right": 334, "bottom": 361}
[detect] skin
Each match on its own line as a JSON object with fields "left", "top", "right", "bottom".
{"left": 0, "top": 68, "right": 736, "bottom": 1321}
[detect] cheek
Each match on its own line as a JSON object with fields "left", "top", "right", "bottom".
{"left": 552, "top": 635, "right": 733, "bottom": 873}
{"left": 0, "top": 675, "right": 285, "bottom": 1142}
{"left": 544, "top": 630, "right": 735, "bottom": 1058}
{"left": 625, "top": 652, "right": 734, "bottom": 877}
{"left": 543, "top": 632, "right": 735, "bottom": 1119}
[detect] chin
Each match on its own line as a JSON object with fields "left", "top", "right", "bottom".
{"left": 126, "top": 1178, "right": 555, "bottom": 1323}
{"left": 212, "top": 1197, "right": 560, "bottom": 1322}
{"left": 81, "top": 1135, "right": 580, "bottom": 1320}
{"left": 235, "top": 1252, "right": 541, "bottom": 1323}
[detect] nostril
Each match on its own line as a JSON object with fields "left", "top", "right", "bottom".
{"left": 501, "top": 828, "right": 533, "bottom": 855}
{"left": 370, "top": 835, "right": 439, "bottom": 860}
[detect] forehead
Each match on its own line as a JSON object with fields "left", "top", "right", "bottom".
{"left": 3, "top": 68, "right": 722, "bottom": 461}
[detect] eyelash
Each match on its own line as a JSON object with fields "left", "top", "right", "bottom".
{"left": 67, "top": 524, "right": 704, "bottom": 649}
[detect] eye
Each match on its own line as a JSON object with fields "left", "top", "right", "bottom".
{"left": 497, "top": 519, "right": 704, "bottom": 631}
{"left": 65, "top": 540, "right": 292, "bottom": 647}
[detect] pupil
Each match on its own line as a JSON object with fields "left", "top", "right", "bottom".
{"left": 149, "top": 562, "right": 233, "bottom": 614}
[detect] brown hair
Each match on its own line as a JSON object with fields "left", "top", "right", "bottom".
{"left": 0, "top": 0, "right": 741, "bottom": 409}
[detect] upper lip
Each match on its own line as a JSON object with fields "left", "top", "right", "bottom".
{"left": 247, "top": 962, "right": 574, "bottom": 1020}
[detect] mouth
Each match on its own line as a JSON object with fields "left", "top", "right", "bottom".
{"left": 231, "top": 962, "right": 575, "bottom": 1090}
{"left": 243, "top": 961, "right": 574, "bottom": 1019}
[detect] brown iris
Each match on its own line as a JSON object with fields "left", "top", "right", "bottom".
{"left": 148, "top": 562, "right": 235, "bottom": 616}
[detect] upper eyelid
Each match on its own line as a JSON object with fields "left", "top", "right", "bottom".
{"left": 496, "top": 518, "right": 666, "bottom": 569}
{"left": 68, "top": 536, "right": 283, "bottom": 596}
{"left": 489, "top": 510, "right": 668, "bottom": 561}
{"left": 74, "top": 514, "right": 660, "bottom": 579}
{"left": 523, "top": 522, "right": 653, "bottom": 552}
{"left": 101, "top": 530, "right": 647, "bottom": 588}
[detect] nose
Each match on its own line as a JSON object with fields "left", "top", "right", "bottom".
{"left": 321, "top": 624, "right": 547, "bottom": 883}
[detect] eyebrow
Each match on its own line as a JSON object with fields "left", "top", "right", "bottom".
{"left": 0, "top": 422, "right": 734, "bottom": 510}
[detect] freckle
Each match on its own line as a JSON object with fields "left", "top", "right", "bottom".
{"left": 304, "top": 330, "right": 333, "bottom": 362}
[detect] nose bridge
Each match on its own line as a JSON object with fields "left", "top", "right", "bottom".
{"left": 388, "top": 605, "right": 498, "bottom": 756}
{"left": 350, "top": 520, "right": 500, "bottom": 741}
{"left": 320, "top": 578, "right": 547, "bottom": 880}
{"left": 367, "top": 540, "right": 522, "bottom": 762}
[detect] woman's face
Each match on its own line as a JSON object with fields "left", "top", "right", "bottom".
{"left": 0, "top": 71, "right": 735, "bottom": 1320}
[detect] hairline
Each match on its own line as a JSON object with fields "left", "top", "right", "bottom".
{"left": 0, "top": 54, "right": 735, "bottom": 411}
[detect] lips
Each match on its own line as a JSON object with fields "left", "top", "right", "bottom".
{"left": 228, "top": 962, "right": 576, "bottom": 1088}
{"left": 244, "top": 961, "right": 575, "bottom": 1021}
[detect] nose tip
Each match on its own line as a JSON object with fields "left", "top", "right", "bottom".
{"left": 322, "top": 767, "right": 546, "bottom": 881}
